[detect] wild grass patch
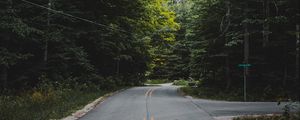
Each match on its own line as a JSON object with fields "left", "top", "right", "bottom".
{"left": 145, "top": 79, "right": 169, "bottom": 84}
{"left": 233, "top": 113, "right": 300, "bottom": 120}
{"left": 173, "top": 80, "right": 189, "bottom": 86}
{"left": 0, "top": 84, "right": 110, "bottom": 120}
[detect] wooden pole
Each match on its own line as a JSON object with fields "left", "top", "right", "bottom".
{"left": 243, "top": 3, "right": 249, "bottom": 102}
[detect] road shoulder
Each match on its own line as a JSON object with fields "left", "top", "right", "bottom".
{"left": 62, "top": 88, "right": 127, "bottom": 120}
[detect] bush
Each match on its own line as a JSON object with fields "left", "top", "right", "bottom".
{"left": 233, "top": 112, "right": 300, "bottom": 120}
{"left": 88, "top": 75, "right": 117, "bottom": 90}
{"left": 0, "top": 82, "right": 108, "bottom": 120}
{"left": 180, "top": 86, "right": 197, "bottom": 95}
{"left": 180, "top": 86, "right": 243, "bottom": 101}
{"left": 233, "top": 115, "right": 282, "bottom": 120}
{"left": 145, "top": 79, "right": 169, "bottom": 84}
{"left": 173, "top": 80, "right": 189, "bottom": 86}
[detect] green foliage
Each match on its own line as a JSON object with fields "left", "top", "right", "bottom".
{"left": 0, "top": 0, "right": 299, "bottom": 109}
{"left": 145, "top": 79, "right": 169, "bottom": 84}
{"left": 0, "top": 48, "right": 32, "bottom": 67}
{"left": 173, "top": 80, "right": 188, "bottom": 86}
{"left": 180, "top": 85, "right": 297, "bottom": 101}
{"left": 0, "top": 0, "right": 181, "bottom": 90}
{"left": 0, "top": 82, "right": 109, "bottom": 120}
{"left": 233, "top": 115, "right": 283, "bottom": 120}
{"left": 180, "top": 86, "right": 243, "bottom": 101}
{"left": 233, "top": 112, "right": 300, "bottom": 120}
{"left": 280, "top": 101, "right": 300, "bottom": 119}
{"left": 149, "top": 0, "right": 300, "bottom": 101}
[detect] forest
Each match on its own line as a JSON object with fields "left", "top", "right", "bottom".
{"left": 0, "top": 0, "right": 299, "bottom": 119}
{"left": 0, "top": 0, "right": 180, "bottom": 90}
{"left": 150, "top": 0, "right": 299, "bottom": 101}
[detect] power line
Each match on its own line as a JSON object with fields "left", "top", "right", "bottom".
{"left": 20, "top": 0, "right": 128, "bottom": 33}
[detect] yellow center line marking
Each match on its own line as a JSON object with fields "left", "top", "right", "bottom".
{"left": 149, "top": 88, "right": 155, "bottom": 98}
{"left": 144, "top": 88, "right": 156, "bottom": 120}
{"left": 151, "top": 116, "right": 154, "bottom": 120}
{"left": 145, "top": 88, "right": 152, "bottom": 98}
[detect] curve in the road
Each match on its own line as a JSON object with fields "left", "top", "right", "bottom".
{"left": 80, "top": 86, "right": 297, "bottom": 120}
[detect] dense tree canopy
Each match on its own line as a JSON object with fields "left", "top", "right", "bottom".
{"left": 0, "top": 0, "right": 299, "bottom": 100}
{"left": 0, "top": 0, "right": 179, "bottom": 90}
{"left": 152, "top": 0, "right": 299, "bottom": 100}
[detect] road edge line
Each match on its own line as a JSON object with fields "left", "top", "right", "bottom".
{"left": 61, "top": 88, "right": 128, "bottom": 120}
{"left": 176, "top": 87, "right": 216, "bottom": 120}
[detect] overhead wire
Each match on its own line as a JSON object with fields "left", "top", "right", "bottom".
{"left": 20, "top": 0, "right": 129, "bottom": 33}
{"left": 20, "top": 0, "right": 178, "bottom": 49}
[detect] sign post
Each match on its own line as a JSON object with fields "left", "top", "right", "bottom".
{"left": 238, "top": 64, "right": 251, "bottom": 101}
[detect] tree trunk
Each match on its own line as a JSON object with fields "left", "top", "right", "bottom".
{"left": 283, "top": 39, "right": 288, "bottom": 87}
{"left": 1, "top": 0, "right": 11, "bottom": 89}
{"left": 263, "top": 0, "right": 270, "bottom": 47}
{"left": 116, "top": 58, "right": 120, "bottom": 75}
{"left": 283, "top": 63, "right": 287, "bottom": 87}
{"left": 0, "top": 66, "right": 8, "bottom": 89}
{"left": 296, "top": 24, "right": 299, "bottom": 81}
{"left": 225, "top": 53, "right": 231, "bottom": 90}
{"left": 296, "top": 24, "right": 299, "bottom": 101}
{"left": 44, "top": 0, "right": 51, "bottom": 63}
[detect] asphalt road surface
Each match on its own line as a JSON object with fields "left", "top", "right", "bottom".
{"left": 80, "top": 84, "right": 299, "bottom": 120}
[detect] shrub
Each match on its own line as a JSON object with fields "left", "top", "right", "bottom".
{"left": 180, "top": 86, "right": 243, "bottom": 101}
{"left": 233, "top": 115, "right": 282, "bottom": 120}
{"left": 173, "top": 80, "right": 189, "bottom": 86}
{"left": 233, "top": 113, "right": 300, "bottom": 120}
{"left": 0, "top": 82, "right": 107, "bottom": 120}
{"left": 145, "top": 79, "right": 169, "bottom": 84}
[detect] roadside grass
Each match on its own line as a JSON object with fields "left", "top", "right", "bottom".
{"left": 180, "top": 85, "right": 297, "bottom": 102}
{"left": 233, "top": 112, "right": 300, "bottom": 120}
{"left": 180, "top": 86, "right": 243, "bottom": 101}
{"left": 173, "top": 80, "right": 189, "bottom": 86}
{"left": 181, "top": 86, "right": 300, "bottom": 120}
{"left": 145, "top": 79, "right": 169, "bottom": 84}
{"left": 0, "top": 84, "right": 119, "bottom": 120}
{"left": 233, "top": 115, "right": 282, "bottom": 120}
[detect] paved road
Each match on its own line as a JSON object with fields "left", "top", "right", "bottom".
{"left": 80, "top": 85, "right": 298, "bottom": 120}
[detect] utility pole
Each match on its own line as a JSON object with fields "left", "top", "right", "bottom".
{"left": 243, "top": 26, "right": 249, "bottom": 102}
{"left": 225, "top": 1, "right": 231, "bottom": 90}
{"left": 243, "top": 3, "right": 250, "bottom": 102}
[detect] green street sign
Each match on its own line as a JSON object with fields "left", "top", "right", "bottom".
{"left": 238, "top": 64, "right": 251, "bottom": 67}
